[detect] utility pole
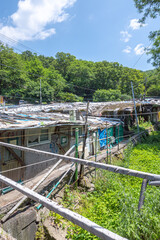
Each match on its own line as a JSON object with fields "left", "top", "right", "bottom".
{"left": 75, "top": 128, "right": 79, "bottom": 187}
{"left": 131, "top": 81, "right": 139, "bottom": 133}
{"left": 40, "top": 79, "right": 42, "bottom": 105}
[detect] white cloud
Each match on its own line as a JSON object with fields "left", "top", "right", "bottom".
{"left": 123, "top": 46, "right": 132, "bottom": 54}
{"left": 134, "top": 44, "right": 145, "bottom": 55}
{"left": 120, "top": 31, "right": 132, "bottom": 43}
{"left": 0, "top": 0, "right": 76, "bottom": 41}
{"left": 129, "top": 19, "right": 147, "bottom": 30}
{"left": 34, "top": 28, "right": 56, "bottom": 40}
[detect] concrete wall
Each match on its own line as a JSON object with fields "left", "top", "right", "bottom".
{"left": 23, "top": 125, "right": 73, "bottom": 180}
{"left": 24, "top": 142, "right": 57, "bottom": 180}
{"left": 0, "top": 130, "right": 24, "bottom": 187}
{"left": 3, "top": 208, "right": 37, "bottom": 240}
{"left": 0, "top": 227, "right": 16, "bottom": 240}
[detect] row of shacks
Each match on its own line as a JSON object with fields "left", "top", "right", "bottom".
{"left": 0, "top": 100, "right": 160, "bottom": 188}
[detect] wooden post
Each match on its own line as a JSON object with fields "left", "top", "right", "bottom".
{"left": 95, "top": 131, "right": 98, "bottom": 178}
{"left": 5, "top": 147, "right": 24, "bottom": 166}
{"left": 79, "top": 101, "right": 89, "bottom": 180}
{"left": 131, "top": 81, "right": 139, "bottom": 133}
{"left": 110, "top": 151, "right": 112, "bottom": 164}
{"left": 0, "top": 175, "right": 127, "bottom": 240}
{"left": 75, "top": 128, "right": 79, "bottom": 186}
{"left": 117, "top": 124, "right": 120, "bottom": 151}
{"left": 106, "top": 127, "right": 109, "bottom": 164}
{"left": 138, "top": 179, "right": 148, "bottom": 211}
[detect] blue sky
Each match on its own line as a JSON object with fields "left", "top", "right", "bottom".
{"left": 0, "top": 0, "right": 159, "bottom": 71}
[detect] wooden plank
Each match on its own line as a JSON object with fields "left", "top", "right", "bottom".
{"left": 5, "top": 147, "right": 24, "bottom": 166}
{"left": 1, "top": 145, "right": 75, "bottom": 223}
{"left": 37, "top": 162, "right": 74, "bottom": 210}
{"left": 0, "top": 142, "right": 160, "bottom": 181}
{"left": 138, "top": 179, "right": 148, "bottom": 211}
{"left": 56, "top": 143, "right": 65, "bottom": 154}
{"left": 79, "top": 101, "right": 89, "bottom": 179}
{"left": 0, "top": 174, "right": 127, "bottom": 240}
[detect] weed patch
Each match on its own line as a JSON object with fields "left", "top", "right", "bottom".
{"left": 62, "top": 132, "right": 160, "bottom": 240}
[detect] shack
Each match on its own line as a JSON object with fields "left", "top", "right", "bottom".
{"left": 99, "top": 101, "right": 160, "bottom": 132}
{"left": 0, "top": 103, "right": 126, "bottom": 188}
{"left": 0, "top": 111, "right": 85, "bottom": 187}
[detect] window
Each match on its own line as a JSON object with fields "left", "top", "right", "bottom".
{"left": 28, "top": 129, "right": 39, "bottom": 146}
{"left": 40, "top": 129, "right": 49, "bottom": 142}
{"left": 27, "top": 128, "right": 50, "bottom": 146}
{"left": 60, "top": 136, "right": 68, "bottom": 146}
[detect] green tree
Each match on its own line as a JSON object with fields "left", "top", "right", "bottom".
{"left": 21, "top": 50, "right": 35, "bottom": 61}
{"left": 0, "top": 43, "right": 26, "bottom": 98}
{"left": 145, "top": 69, "right": 160, "bottom": 95}
{"left": 134, "top": 0, "right": 160, "bottom": 66}
{"left": 66, "top": 60, "right": 95, "bottom": 99}
{"left": 24, "top": 57, "right": 45, "bottom": 81}
{"left": 93, "top": 61, "right": 122, "bottom": 90}
{"left": 44, "top": 66, "right": 66, "bottom": 99}
{"left": 119, "top": 67, "right": 145, "bottom": 97}
{"left": 55, "top": 52, "right": 76, "bottom": 78}
{"left": 93, "top": 89, "right": 121, "bottom": 102}
{"left": 38, "top": 55, "right": 55, "bottom": 68}
{"left": 24, "top": 79, "right": 54, "bottom": 103}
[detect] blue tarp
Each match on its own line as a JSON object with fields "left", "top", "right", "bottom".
{"left": 98, "top": 128, "right": 107, "bottom": 148}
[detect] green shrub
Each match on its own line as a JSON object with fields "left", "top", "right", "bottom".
{"left": 93, "top": 89, "right": 121, "bottom": 102}
{"left": 59, "top": 92, "right": 83, "bottom": 102}
{"left": 120, "top": 94, "right": 132, "bottom": 101}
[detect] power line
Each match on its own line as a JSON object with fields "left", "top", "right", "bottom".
{"left": 0, "top": 32, "right": 42, "bottom": 56}
{"left": 132, "top": 42, "right": 153, "bottom": 68}
{"left": 0, "top": 39, "right": 26, "bottom": 54}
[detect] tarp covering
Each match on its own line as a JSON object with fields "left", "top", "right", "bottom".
{"left": 98, "top": 127, "right": 114, "bottom": 149}
{"left": 98, "top": 128, "right": 107, "bottom": 148}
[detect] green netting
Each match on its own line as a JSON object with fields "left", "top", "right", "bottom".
{"left": 108, "top": 127, "right": 114, "bottom": 138}
{"left": 115, "top": 124, "right": 123, "bottom": 143}
{"left": 107, "top": 127, "right": 114, "bottom": 148}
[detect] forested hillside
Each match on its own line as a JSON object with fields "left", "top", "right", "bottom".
{"left": 0, "top": 42, "right": 159, "bottom": 103}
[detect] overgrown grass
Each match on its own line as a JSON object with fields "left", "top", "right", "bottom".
{"left": 131, "top": 118, "right": 153, "bottom": 133}
{"left": 53, "top": 132, "right": 160, "bottom": 240}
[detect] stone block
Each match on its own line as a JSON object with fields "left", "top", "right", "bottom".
{"left": 3, "top": 208, "right": 37, "bottom": 240}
